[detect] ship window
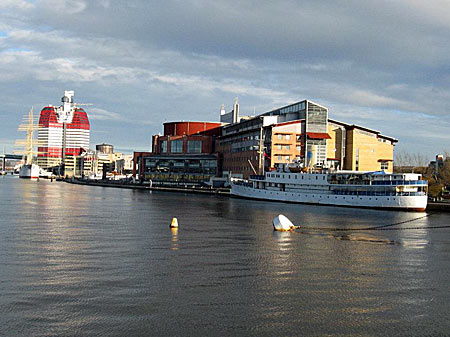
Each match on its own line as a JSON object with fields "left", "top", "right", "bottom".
{"left": 278, "top": 134, "right": 282, "bottom": 140}
{"left": 286, "top": 135, "right": 291, "bottom": 140}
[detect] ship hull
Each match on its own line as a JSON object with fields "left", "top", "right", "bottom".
{"left": 231, "top": 183, "right": 427, "bottom": 212}
{"left": 19, "top": 164, "right": 40, "bottom": 179}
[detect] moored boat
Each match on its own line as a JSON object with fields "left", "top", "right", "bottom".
{"left": 19, "top": 164, "right": 40, "bottom": 179}
{"left": 15, "top": 107, "right": 43, "bottom": 180}
{"left": 231, "top": 168, "right": 428, "bottom": 211}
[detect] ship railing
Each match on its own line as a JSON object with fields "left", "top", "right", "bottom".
{"left": 328, "top": 180, "right": 371, "bottom": 185}
{"left": 331, "top": 190, "right": 426, "bottom": 197}
{"left": 371, "top": 180, "right": 427, "bottom": 186}
{"left": 329, "top": 179, "right": 427, "bottom": 186}
{"left": 249, "top": 174, "right": 265, "bottom": 181}
{"left": 232, "top": 179, "right": 253, "bottom": 187}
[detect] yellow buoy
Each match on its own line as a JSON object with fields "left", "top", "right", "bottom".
{"left": 170, "top": 217, "right": 179, "bottom": 228}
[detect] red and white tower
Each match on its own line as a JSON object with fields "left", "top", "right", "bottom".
{"left": 37, "top": 91, "right": 90, "bottom": 169}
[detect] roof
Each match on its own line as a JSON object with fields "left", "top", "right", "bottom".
{"left": 274, "top": 119, "right": 304, "bottom": 127}
{"left": 306, "top": 132, "right": 331, "bottom": 139}
{"left": 328, "top": 118, "right": 397, "bottom": 143}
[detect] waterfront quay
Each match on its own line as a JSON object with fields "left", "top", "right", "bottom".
{"left": 66, "top": 176, "right": 230, "bottom": 196}
{"left": 66, "top": 176, "right": 450, "bottom": 212}
{"left": 1, "top": 176, "right": 450, "bottom": 336}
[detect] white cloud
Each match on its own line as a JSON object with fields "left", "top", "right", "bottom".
{"left": 0, "top": 0, "right": 34, "bottom": 10}
{"left": 38, "top": 0, "right": 87, "bottom": 14}
{"left": 88, "top": 107, "right": 122, "bottom": 121}
{"left": 1, "top": 1, "right": 450, "bottom": 157}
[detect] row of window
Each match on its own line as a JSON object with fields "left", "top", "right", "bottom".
{"left": 160, "top": 140, "right": 202, "bottom": 153}
{"left": 267, "top": 173, "right": 326, "bottom": 180}
{"left": 278, "top": 102, "right": 306, "bottom": 114}
{"left": 275, "top": 134, "right": 302, "bottom": 141}
{"left": 275, "top": 145, "right": 301, "bottom": 151}
{"left": 229, "top": 156, "right": 259, "bottom": 162}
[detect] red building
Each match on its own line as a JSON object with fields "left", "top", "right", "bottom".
{"left": 37, "top": 91, "right": 90, "bottom": 170}
{"left": 152, "top": 121, "right": 221, "bottom": 154}
{"left": 134, "top": 121, "right": 223, "bottom": 185}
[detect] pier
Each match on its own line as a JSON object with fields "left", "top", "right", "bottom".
{"left": 65, "top": 177, "right": 230, "bottom": 196}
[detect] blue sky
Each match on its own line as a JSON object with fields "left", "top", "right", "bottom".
{"left": 1, "top": 0, "right": 450, "bottom": 160}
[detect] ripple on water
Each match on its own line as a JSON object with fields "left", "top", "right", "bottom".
{"left": 1, "top": 178, "right": 450, "bottom": 336}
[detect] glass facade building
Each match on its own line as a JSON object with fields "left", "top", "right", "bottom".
{"left": 144, "top": 154, "right": 218, "bottom": 186}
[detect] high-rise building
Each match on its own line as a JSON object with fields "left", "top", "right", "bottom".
{"left": 37, "top": 91, "right": 90, "bottom": 170}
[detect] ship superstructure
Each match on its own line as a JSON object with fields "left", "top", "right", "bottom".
{"left": 37, "top": 91, "right": 90, "bottom": 170}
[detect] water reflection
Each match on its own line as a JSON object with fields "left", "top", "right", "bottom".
{"left": 171, "top": 228, "right": 179, "bottom": 250}
{"left": 1, "top": 177, "right": 450, "bottom": 336}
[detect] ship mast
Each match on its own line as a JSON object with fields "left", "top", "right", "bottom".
{"left": 25, "top": 107, "right": 34, "bottom": 165}
{"left": 15, "top": 106, "right": 39, "bottom": 165}
{"left": 257, "top": 124, "right": 264, "bottom": 175}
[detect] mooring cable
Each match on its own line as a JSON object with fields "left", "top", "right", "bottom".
{"left": 295, "top": 212, "right": 446, "bottom": 232}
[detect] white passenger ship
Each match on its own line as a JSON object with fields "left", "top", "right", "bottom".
{"left": 231, "top": 167, "right": 428, "bottom": 211}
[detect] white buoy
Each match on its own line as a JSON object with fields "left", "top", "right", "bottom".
{"left": 170, "top": 217, "right": 179, "bottom": 228}
{"left": 273, "top": 214, "right": 296, "bottom": 231}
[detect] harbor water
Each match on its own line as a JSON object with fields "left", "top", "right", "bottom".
{"left": 1, "top": 176, "right": 450, "bottom": 336}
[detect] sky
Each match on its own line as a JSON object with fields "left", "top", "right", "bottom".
{"left": 1, "top": 0, "right": 450, "bottom": 160}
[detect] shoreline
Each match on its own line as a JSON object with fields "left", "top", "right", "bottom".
{"left": 64, "top": 178, "right": 450, "bottom": 212}
{"left": 65, "top": 178, "right": 230, "bottom": 195}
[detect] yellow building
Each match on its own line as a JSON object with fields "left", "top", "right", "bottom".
{"left": 269, "top": 119, "right": 397, "bottom": 173}
{"left": 218, "top": 100, "right": 397, "bottom": 178}
{"left": 327, "top": 120, "right": 397, "bottom": 173}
